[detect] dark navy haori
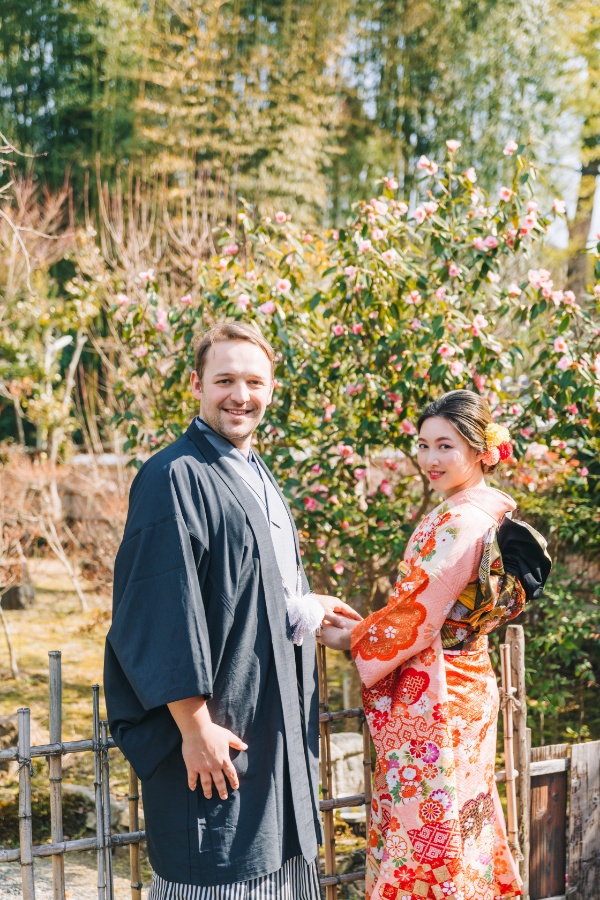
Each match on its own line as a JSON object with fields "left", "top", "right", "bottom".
{"left": 104, "top": 421, "right": 322, "bottom": 887}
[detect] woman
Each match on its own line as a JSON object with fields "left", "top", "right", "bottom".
{"left": 321, "top": 390, "right": 523, "bottom": 900}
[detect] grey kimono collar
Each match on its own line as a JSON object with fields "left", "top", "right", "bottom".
{"left": 194, "top": 417, "right": 267, "bottom": 515}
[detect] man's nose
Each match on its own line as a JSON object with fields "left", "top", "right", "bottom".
{"left": 230, "top": 380, "right": 251, "bottom": 403}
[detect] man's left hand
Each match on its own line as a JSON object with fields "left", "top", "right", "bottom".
{"left": 314, "top": 594, "right": 362, "bottom": 629}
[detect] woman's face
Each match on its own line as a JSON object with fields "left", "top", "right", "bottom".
{"left": 417, "top": 416, "right": 485, "bottom": 498}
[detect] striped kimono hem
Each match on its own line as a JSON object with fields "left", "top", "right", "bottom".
{"left": 148, "top": 855, "right": 322, "bottom": 900}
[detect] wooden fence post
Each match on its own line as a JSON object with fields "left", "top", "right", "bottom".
{"left": 568, "top": 740, "right": 600, "bottom": 900}
{"left": 101, "top": 720, "right": 115, "bottom": 900}
{"left": 500, "top": 643, "right": 522, "bottom": 864}
{"left": 18, "top": 707, "right": 36, "bottom": 900}
{"left": 128, "top": 765, "right": 142, "bottom": 900}
{"left": 529, "top": 743, "right": 569, "bottom": 900}
{"left": 506, "top": 624, "right": 530, "bottom": 896}
{"left": 48, "top": 651, "right": 66, "bottom": 900}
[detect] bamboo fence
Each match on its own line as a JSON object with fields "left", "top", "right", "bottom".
{"left": 1, "top": 626, "right": 598, "bottom": 900}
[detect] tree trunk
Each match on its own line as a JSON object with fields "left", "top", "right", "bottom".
{"left": 566, "top": 159, "right": 599, "bottom": 297}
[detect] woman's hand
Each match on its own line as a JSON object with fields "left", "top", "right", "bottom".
{"left": 314, "top": 594, "right": 362, "bottom": 628}
{"left": 317, "top": 616, "right": 356, "bottom": 651}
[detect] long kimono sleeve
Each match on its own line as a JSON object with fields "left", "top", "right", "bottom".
{"left": 106, "top": 512, "right": 213, "bottom": 710}
{"left": 351, "top": 505, "right": 483, "bottom": 689}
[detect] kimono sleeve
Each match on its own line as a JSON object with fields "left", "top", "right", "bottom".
{"left": 106, "top": 512, "right": 213, "bottom": 710}
{"left": 350, "top": 507, "right": 482, "bottom": 689}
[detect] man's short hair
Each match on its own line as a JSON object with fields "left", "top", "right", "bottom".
{"left": 193, "top": 321, "right": 275, "bottom": 380}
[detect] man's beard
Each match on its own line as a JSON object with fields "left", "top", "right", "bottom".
{"left": 202, "top": 407, "right": 261, "bottom": 445}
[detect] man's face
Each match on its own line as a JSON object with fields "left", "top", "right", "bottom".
{"left": 190, "top": 340, "right": 274, "bottom": 451}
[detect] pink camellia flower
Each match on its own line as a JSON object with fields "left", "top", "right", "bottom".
{"left": 385, "top": 176, "right": 399, "bottom": 191}
{"left": 332, "top": 229, "right": 339, "bottom": 240}
{"left": 181, "top": 293, "right": 192, "bottom": 305}
{"left": 401, "top": 419, "right": 417, "bottom": 435}
{"left": 332, "top": 324, "right": 345, "bottom": 336}
{"left": 499, "top": 187, "right": 512, "bottom": 202}
{"left": 218, "top": 257, "right": 228, "bottom": 270}
{"left": 276, "top": 278, "right": 291, "bottom": 293}
{"left": 448, "top": 263, "right": 460, "bottom": 278}
{"left": 473, "top": 373, "right": 485, "bottom": 391}
{"left": 133, "top": 345, "right": 148, "bottom": 358}
{"left": 472, "top": 237, "right": 485, "bottom": 251}
{"left": 337, "top": 443, "right": 354, "bottom": 458}
{"left": 304, "top": 497, "right": 318, "bottom": 512}
{"left": 396, "top": 200, "right": 409, "bottom": 215}
{"left": 324, "top": 403, "right": 336, "bottom": 421}
{"left": 553, "top": 198, "right": 566, "bottom": 214}
{"left": 566, "top": 403, "right": 578, "bottom": 415}
{"left": 237, "top": 293, "right": 251, "bottom": 309}
{"left": 316, "top": 537, "right": 326, "bottom": 548}
{"left": 439, "top": 343, "right": 456, "bottom": 358}
{"left": 359, "top": 239, "right": 373, "bottom": 252}
{"left": 528, "top": 268, "right": 552, "bottom": 288}
{"left": 383, "top": 248, "right": 399, "bottom": 264}
{"left": 594, "top": 284, "right": 600, "bottom": 298}
{"left": 465, "top": 167, "right": 477, "bottom": 183}
{"left": 563, "top": 290, "right": 576, "bottom": 305}
{"left": 347, "top": 382, "right": 364, "bottom": 395}
{"left": 413, "top": 207, "right": 426, "bottom": 224}
{"left": 139, "top": 268, "right": 155, "bottom": 283}
{"left": 450, "top": 360, "right": 464, "bottom": 376}
{"left": 328, "top": 495, "right": 339, "bottom": 505}
{"left": 508, "top": 283, "right": 522, "bottom": 297}
{"left": 484, "top": 235, "right": 499, "bottom": 249}
{"left": 379, "top": 479, "right": 392, "bottom": 497}
{"left": 503, "top": 140, "right": 519, "bottom": 155}
{"left": 417, "top": 155, "right": 438, "bottom": 175}
{"left": 424, "top": 200, "right": 438, "bottom": 215}
{"left": 554, "top": 336, "right": 568, "bottom": 353}
{"left": 354, "top": 468, "right": 367, "bottom": 480}
{"left": 116, "top": 292, "right": 131, "bottom": 306}
{"left": 487, "top": 272, "right": 500, "bottom": 284}
{"left": 333, "top": 561, "right": 344, "bottom": 575}
{"left": 472, "top": 314, "right": 489, "bottom": 330}
{"left": 340, "top": 520, "right": 350, "bottom": 530}
{"left": 275, "top": 210, "right": 287, "bottom": 223}
{"left": 303, "top": 233, "right": 314, "bottom": 243}
{"left": 527, "top": 200, "right": 538, "bottom": 213}
{"left": 246, "top": 269, "right": 258, "bottom": 282}
{"left": 435, "top": 286, "right": 447, "bottom": 301}
{"left": 351, "top": 323, "right": 363, "bottom": 334}
{"left": 579, "top": 467, "right": 589, "bottom": 477}
{"left": 370, "top": 199, "right": 388, "bottom": 216}
{"left": 367, "top": 212, "right": 376, "bottom": 224}
{"left": 446, "top": 139, "right": 461, "bottom": 152}
{"left": 407, "top": 290, "right": 421, "bottom": 304}
{"left": 156, "top": 309, "right": 168, "bottom": 331}
{"left": 311, "top": 463, "right": 322, "bottom": 473}
{"left": 593, "top": 354, "right": 600, "bottom": 374}
{"left": 557, "top": 355, "right": 571, "bottom": 371}
{"left": 371, "top": 227, "right": 385, "bottom": 241}
{"left": 258, "top": 300, "right": 276, "bottom": 315}
{"left": 410, "top": 318, "right": 421, "bottom": 331}
{"left": 344, "top": 266, "right": 357, "bottom": 279}
{"left": 224, "top": 243, "right": 238, "bottom": 256}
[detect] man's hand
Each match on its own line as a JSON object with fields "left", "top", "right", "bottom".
{"left": 168, "top": 697, "right": 247, "bottom": 800}
{"left": 314, "top": 594, "right": 362, "bottom": 629}
{"left": 317, "top": 617, "right": 355, "bottom": 652}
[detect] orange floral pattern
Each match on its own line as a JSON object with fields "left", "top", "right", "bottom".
{"left": 351, "top": 486, "right": 523, "bottom": 900}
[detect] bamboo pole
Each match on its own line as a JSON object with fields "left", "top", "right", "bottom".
{"left": 92, "top": 686, "right": 106, "bottom": 900}
{"left": 128, "top": 765, "right": 142, "bottom": 900}
{"left": 101, "top": 720, "right": 115, "bottom": 900}
{"left": 317, "top": 644, "right": 337, "bottom": 900}
{"left": 500, "top": 643, "right": 522, "bottom": 863}
{"left": 48, "top": 651, "right": 66, "bottom": 900}
{"left": 506, "top": 624, "right": 530, "bottom": 895}
{"left": 362, "top": 711, "right": 373, "bottom": 834}
{"left": 18, "top": 707, "right": 36, "bottom": 900}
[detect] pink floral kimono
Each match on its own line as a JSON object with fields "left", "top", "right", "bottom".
{"left": 351, "top": 486, "right": 522, "bottom": 900}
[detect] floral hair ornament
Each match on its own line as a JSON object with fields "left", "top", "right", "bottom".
{"left": 482, "top": 422, "right": 513, "bottom": 466}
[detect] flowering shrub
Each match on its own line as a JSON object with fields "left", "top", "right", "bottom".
{"left": 105, "top": 143, "right": 600, "bottom": 605}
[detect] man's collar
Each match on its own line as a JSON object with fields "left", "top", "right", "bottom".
{"left": 196, "top": 416, "right": 254, "bottom": 461}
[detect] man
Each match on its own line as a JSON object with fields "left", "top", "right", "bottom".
{"left": 104, "top": 321, "right": 360, "bottom": 898}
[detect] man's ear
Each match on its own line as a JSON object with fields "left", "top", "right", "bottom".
{"left": 190, "top": 370, "right": 202, "bottom": 401}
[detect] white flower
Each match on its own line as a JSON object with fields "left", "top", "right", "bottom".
{"left": 384, "top": 626, "right": 398, "bottom": 639}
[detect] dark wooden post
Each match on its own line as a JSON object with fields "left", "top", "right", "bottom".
{"left": 568, "top": 740, "right": 600, "bottom": 900}
{"left": 18, "top": 707, "right": 36, "bottom": 900}
{"left": 506, "top": 624, "right": 530, "bottom": 895}
{"left": 48, "top": 651, "right": 66, "bottom": 900}
{"left": 529, "top": 744, "right": 569, "bottom": 900}
{"left": 128, "top": 765, "right": 142, "bottom": 900}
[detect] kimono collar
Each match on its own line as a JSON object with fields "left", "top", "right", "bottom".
{"left": 445, "top": 484, "right": 516, "bottom": 522}
{"left": 194, "top": 417, "right": 267, "bottom": 515}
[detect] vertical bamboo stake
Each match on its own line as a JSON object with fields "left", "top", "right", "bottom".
{"left": 101, "top": 720, "right": 115, "bottom": 900}
{"left": 18, "top": 707, "right": 35, "bottom": 900}
{"left": 92, "top": 686, "right": 106, "bottom": 900}
{"left": 500, "top": 643, "right": 522, "bottom": 862}
{"left": 48, "top": 651, "right": 66, "bottom": 900}
{"left": 128, "top": 765, "right": 142, "bottom": 900}
{"left": 317, "top": 643, "right": 337, "bottom": 900}
{"left": 361, "top": 712, "right": 372, "bottom": 834}
{"left": 506, "top": 624, "right": 530, "bottom": 894}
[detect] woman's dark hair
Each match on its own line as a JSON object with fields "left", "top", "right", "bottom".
{"left": 417, "top": 389, "right": 498, "bottom": 473}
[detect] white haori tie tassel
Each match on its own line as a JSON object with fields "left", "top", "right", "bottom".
{"left": 283, "top": 570, "right": 325, "bottom": 645}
